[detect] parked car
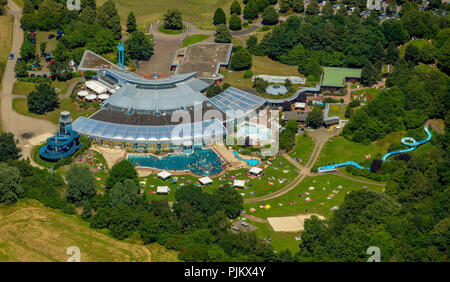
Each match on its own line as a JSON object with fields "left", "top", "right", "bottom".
{"left": 48, "top": 34, "right": 55, "bottom": 39}
{"left": 9, "top": 53, "right": 14, "bottom": 60}
{"left": 17, "top": 58, "right": 22, "bottom": 62}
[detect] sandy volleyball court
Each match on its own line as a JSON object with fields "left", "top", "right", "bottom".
{"left": 268, "top": 214, "right": 325, "bottom": 232}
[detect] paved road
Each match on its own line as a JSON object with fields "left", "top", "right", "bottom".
{"left": 0, "top": 1, "right": 57, "bottom": 156}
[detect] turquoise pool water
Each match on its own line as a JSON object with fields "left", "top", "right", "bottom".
{"left": 236, "top": 124, "right": 271, "bottom": 141}
{"left": 128, "top": 148, "right": 224, "bottom": 176}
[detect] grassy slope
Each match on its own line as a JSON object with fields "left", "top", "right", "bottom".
{"left": 243, "top": 174, "right": 384, "bottom": 252}
{"left": 0, "top": 199, "right": 179, "bottom": 262}
{"left": 288, "top": 135, "right": 314, "bottom": 165}
{"left": 314, "top": 131, "right": 406, "bottom": 168}
{"left": 12, "top": 78, "right": 76, "bottom": 96}
{"left": 97, "top": 0, "right": 235, "bottom": 30}
{"left": 181, "top": 34, "right": 210, "bottom": 47}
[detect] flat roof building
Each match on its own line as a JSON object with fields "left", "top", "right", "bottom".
{"left": 321, "top": 67, "right": 362, "bottom": 92}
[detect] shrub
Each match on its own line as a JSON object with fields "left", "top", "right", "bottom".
{"left": 243, "top": 70, "right": 253, "bottom": 79}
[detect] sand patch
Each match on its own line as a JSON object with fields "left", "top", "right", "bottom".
{"left": 267, "top": 213, "right": 325, "bottom": 232}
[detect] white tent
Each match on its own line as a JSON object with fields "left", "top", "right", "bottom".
{"left": 233, "top": 180, "right": 246, "bottom": 188}
{"left": 85, "top": 80, "right": 109, "bottom": 94}
{"left": 199, "top": 176, "right": 213, "bottom": 185}
{"left": 77, "top": 90, "right": 88, "bottom": 97}
{"left": 157, "top": 186, "right": 170, "bottom": 195}
{"left": 98, "top": 94, "right": 109, "bottom": 100}
{"left": 85, "top": 94, "right": 97, "bottom": 101}
{"left": 295, "top": 102, "right": 306, "bottom": 109}
{"left": 249, "top": 167, "right": 263, "bottom": 175}
{"left": 157, "top": 170, "right": 172, "bottom": 180}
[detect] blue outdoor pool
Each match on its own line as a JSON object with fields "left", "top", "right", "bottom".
{"left": 128, "top": 148, "right": 224, "bottom": 176}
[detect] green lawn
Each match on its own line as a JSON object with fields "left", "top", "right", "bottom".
{"left": 181, "top": 34, "right": 209, "bottom": 47}
{"left": 314, "top": 131, "right": 406, "bottom": 169}
{"left": 96, "top": 0, "right": 236, "bottom": 31}
{"left": 158, "top": 24, "right": 185, "bottom": 35}
{"left": 35, "top": 30, "right": 58, "bottom": 55}
{"left": 288, "top": 134, "right": 314, "bottom": 166}
{"left": 137, "top": 155, "right": 299, "bottom": 201}
{"left": 400, "top": 39, "right": 430, "bottom": 57}
{"left": 247, "top": 220, "right": 301, "bottom": 253}
{"left": 243, "top": 174, "right": 384, "bottom": 219}
{"left": 0, "top": 14, "right": 13, "bottom": 92}
{"left": 327, "top": 104, "right": 347, "bottom": 119}
{"left": 12, "top": 97, "right": 96, "bottom": 124}
{"left": 12, "top": 79, "right": 76, "bottom": 96}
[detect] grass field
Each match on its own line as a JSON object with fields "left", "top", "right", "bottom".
{"left": 222, "top": 56, "right": 302, "bottom": 91}
{"left": 399, "top": 39, "right": 430, "bottom": 57}
{"left": 327, "top": 104, "right": 347, "bottom": 119}
{"left": 244, "top": 174, "right": 383, "bottom": 219}
{"left": 243, "top": 175, "right": 383, "bottom": 253}
{"left": 0, "top": 199, "right": 179, "bottom": 262}
{"left": 138, "top": 155, "right": 299, "bottom": 201}
{"left": 97, "top": 0, "right": 235, "bottom": 31}
{"left": 288, "top": 135, "right": 314, "bottom": 165}
{"left": 12, "top": 79, "right": 76, "bottom": 96}
{"left": 12, "top": 97, "right": 96, "bottom": 124}
{"left": 181, "top": 34, "right": 210, "bottom": 47}
{"left": 314, "top": 131, "right": 406, "bottom": 169}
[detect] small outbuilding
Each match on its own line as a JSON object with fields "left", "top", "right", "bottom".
{"left": 157, "top": 186, "right": 170, "bottom": 195}
{"left": 249, "top": 167, "right": 263, "bottom": 175}
{"left": 157, "top": 170, "right": 172, "bottom": 180}
{"left": 199, "top": 176, "right": 213, "bottom": 186}
{"left": 233, "top": 179, "right": 246, "bottom": 188}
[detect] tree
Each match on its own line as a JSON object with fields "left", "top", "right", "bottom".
{"left": 230, "top": 1, "right": 242, "bottom": 15}
{"left": 138, "top": 214, "right": 161, "bottom": 244}
{"left": 292, "top": 0, "right": 304, "bottom": 13}
{"left": 109, "top": 179, "right": 139, "bottom": 207}
{"left": 279, "top": 0, "right": 292, "bottom": 13}
{"left": 361, "top": 62, "right": 377, "bottom": 86}
{"left": 96, "top": 0, "right": 122, "bottom": 39}
{"left": 20, "top": 39, "right": 36, "bottom": 62}
{"left": 404, "top": 44, "right": 420, "bottom": 64}
{"left": 306, "top": 0, "right": 319, "bottom": 15}
{"left": 385, "top": 42, "right": 399, "bottom": 65}
{"left": 322, "top": 1, "right": 334, "bottom": 16}
{"left": 66, "top": 164, "right": 96, "bottom": 205}
{"left": 420, "top": 43, "right": 435, "bottom": 64}
{"left": 213, "top": 185, "right": 243, "bottom": 218}
{"left": 262, "top": 6, "right": 279, "bottom": 25}
{"left": 306, "top": 108, "right": 323, "bottom": 128}
{"left": 125, "top": 31, "right": 154, "bottom": 60}
{"left": 244, "top": 0, "right": 259, "bottom": 19}
{"left": 27, "top": 83, "right": 59, "bottom": 115}
{"left": 106, "top": 160, "right": 138, "bottom": 188}
{"left": 231, "top": 48, "right": 252, "bottom": 70}
{"left": 252, "top": 77, "right": 268, "bottom": 93}
{"left": 213, "top": 8, "right": 227, "bottom": 26}
{"left": 256, "top": 0, "right": 270, "bottom": 12}
{"left": 14, "top": 60, "right": 28, "bottom": 78}
{"left": 229, "top": 13, "right": 242, "bottom": 31}
{"left": 246, "top": 35, "right": 258, "bottom": 51}
{"left": 215, "top": 24, "right": 232, "bottom": 43}
{"left": 0, "top": 164, "right": 23, "bottom": 206}
{"left": 80, "top": 5, "right": 96, "bottom": 25}
{"left": 49, "top": 59, "right": 73, "bottom": 81}
{"left": 40, "top": 42, "right": 47, "bottom": 57}
{"left": 163, "top": 9, "right": 183, "bottom": 30}
{"left": 126, "top": 11, "right": 137, "bottom": 33}
{"left": 0, "top": 133, "right": 21, "bottom": 162}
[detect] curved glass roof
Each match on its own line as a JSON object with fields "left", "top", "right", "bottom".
{"left": 103, "top": 68, "right": 197, "bottom": 86}
{"left": 73, "top": 117, "right": 225, "bottom": 142}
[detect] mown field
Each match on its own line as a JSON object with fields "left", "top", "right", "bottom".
{"left": 242, "top": 174, "right": 384, "bottom": 252}
{"left": 97, "top": 0, "right": 236, "bottom": 30}
{"left": 0, "top": 14, "right": 13, "bottom": 91}
{"left": 0, "top": 199, "right": 179, "bottom": 262}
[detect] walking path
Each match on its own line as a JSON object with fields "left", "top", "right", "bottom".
{"left": 0, "top": 1, "right": 57, "bottom": 160}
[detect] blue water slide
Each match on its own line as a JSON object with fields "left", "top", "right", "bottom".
{"left": 318, "top": 125, "right": 432, "bottom": 172}
{"left": 233, "top": 151, "right": 260, "bottom": 166}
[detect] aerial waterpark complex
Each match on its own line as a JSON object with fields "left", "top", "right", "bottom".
{"left": 318, "top": 125, "right": 432, "bottom": 172}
